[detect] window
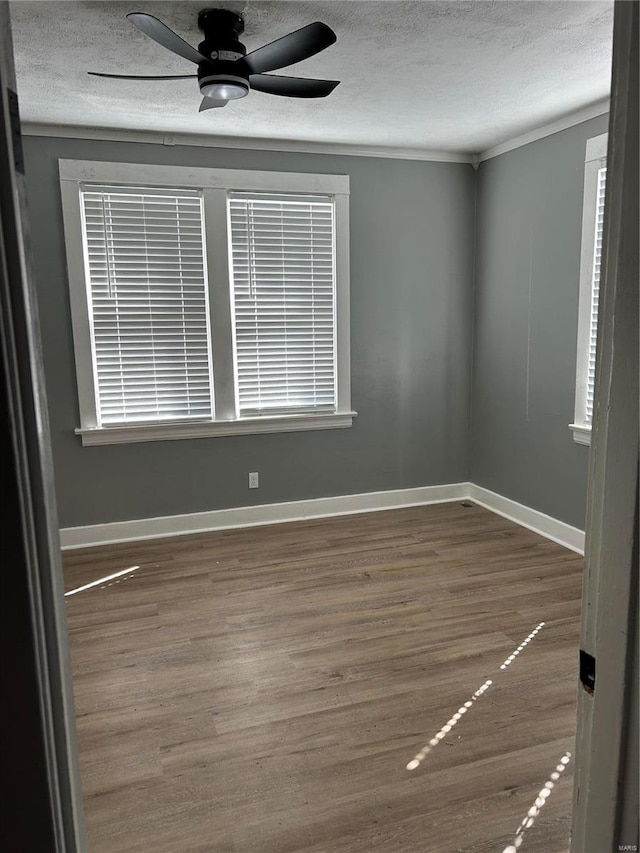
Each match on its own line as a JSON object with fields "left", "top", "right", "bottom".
{"left": 60, "top": 161, "right": 353, "bottom": 445}
{"left": 229, "top": 193, "right": 336, "bottom": 416}
{"left": 80, "top": 186, "right": 212, "bottom": 425}
{"left": 571, "top": 133, "right": 607, "bottom": 446}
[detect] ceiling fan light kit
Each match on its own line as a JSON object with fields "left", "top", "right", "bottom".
{"left": 199, "top": 74, "right": 249, "bottom": 100}
{"left": 88, "top": 7, "right": 340, "bottom": 112}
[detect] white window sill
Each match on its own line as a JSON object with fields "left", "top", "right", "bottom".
{"left": 76, "top": 411, "right": 357, "bottom": 446}
{"left": 569, "top": 423, "right": 592, "bottom": 446}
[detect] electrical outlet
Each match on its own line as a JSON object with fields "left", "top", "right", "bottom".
{"left": 248, "top": 472, "right": 259, "bottom": 489}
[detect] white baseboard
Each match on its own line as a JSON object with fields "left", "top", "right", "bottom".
{"left": 467, "top": 484, "right": 585, "bottom": 554}
{"left": 59, "top": 483, "right": 468, "bottom": 550}
{"left": 59, "top": 481, "right": 585, "bottom": 554}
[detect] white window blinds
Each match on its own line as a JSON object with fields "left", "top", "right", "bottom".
{"left": 228, "top": 192, "right": 336, "bottom": 415}
{"left": 586, "top": 166, "right": 606, "bottom": 423}
{"left": 80, "top": 185, "right": 213, "bottom": 425}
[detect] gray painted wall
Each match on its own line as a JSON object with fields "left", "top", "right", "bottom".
{"left": 471, "top": 114, "right": 609, "bottom": 529}
{"left": 23, "top": 137, "right": 475, "bottom": 527}
{"left": 26, "top": 115, "right": 609, "bottom": 531}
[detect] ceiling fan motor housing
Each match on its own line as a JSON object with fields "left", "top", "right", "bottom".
{"left": 196, "top": 9, "right": 249, "bottom": 99}
{"left": 197, "top": 9, "right": 247, "bottom": 61}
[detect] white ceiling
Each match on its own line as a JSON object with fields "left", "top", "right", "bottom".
{"left": 10, "top": 0, "right": 613, "bottom": 154}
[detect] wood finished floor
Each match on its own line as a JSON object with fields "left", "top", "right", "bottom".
{"left": 63, "top": 502, "right": 583, "bottom": 853}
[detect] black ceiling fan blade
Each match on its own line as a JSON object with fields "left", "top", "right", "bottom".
{"left": 88, "top": 72, "right": 197, "bottom": 80}
{"left": 242, "top": 22, "right": 336, "bottom": 75}
{"left": 199, "top": 97, "right": 229, "bottom": 112}
{"left": 250, "top": 74, "right": 339, "bottom": 98}
{"left": 127, "top": 12, "right": 207, "bottom": 65}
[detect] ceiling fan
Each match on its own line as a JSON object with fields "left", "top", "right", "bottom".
{"left": 88, "top": 8, "right": 340, "bottom": 111}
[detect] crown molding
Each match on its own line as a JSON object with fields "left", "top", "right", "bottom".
{"left": 477, "top": 98, "right": 610, "bottom": 162}
{"left": 21, "top": 122, "right": 474, "bottom": 164}
{"left": 21, "top": 97, "right": 610, "bottom": 166}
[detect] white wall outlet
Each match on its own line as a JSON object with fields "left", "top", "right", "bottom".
{"left": 248, "top": 472, "right": 259, "bottom": 489}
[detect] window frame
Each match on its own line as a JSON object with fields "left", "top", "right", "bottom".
{"left": 570, "top": 132, "right": 607, "bottom": 446}
{"left": 59, "top": 159, "right": 354, "bottom": 446}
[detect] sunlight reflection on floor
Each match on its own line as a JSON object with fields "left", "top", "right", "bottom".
{"left": 502, "top": 752, "right": 571, "bottom": 852}
{"left": 406, "top": 621, "right": 547, "bottom": 772}
{"left": 64, "top": 565, "right": 140, "bottom": 596}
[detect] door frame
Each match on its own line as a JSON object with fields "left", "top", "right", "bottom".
{"left": 0, "top": 3, "right": 86, "bottom": 850}
{"left": 570, "top": 2, "right": 639, "bottom": 850}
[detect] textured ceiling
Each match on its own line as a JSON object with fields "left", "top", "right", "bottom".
{"left": 10, "top": 0, "right": 613, "bottom": 153}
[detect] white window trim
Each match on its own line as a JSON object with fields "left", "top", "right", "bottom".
{"left": 59, "top": 159, "right": 354, "bottom": 446}
{"left": 570, "top": 132, "right": 607, "bottom": 446}
{"left": 76, "top": 411, "right": 357, "bottom": 446}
